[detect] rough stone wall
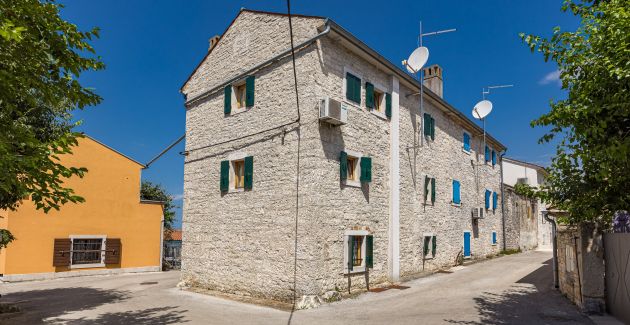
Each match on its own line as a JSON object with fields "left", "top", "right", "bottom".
{"left": 503, "top": 185, "right": 538, "bottom": 251}
{"left": 181, "top": 10, "right": 505, "bottom": 302}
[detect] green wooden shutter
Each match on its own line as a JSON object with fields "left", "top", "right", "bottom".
{"left": 423, "top": 236, "right": 430, "bottom": 256}
{"left": 348, "top": 235, "right": 354, "bottom": 271}
{"left": 346, "top": 73, "right": 361, "bottom": 104}
{"left": 365, "top": 82, "right": 374, "bottom": 109}
{"left": 430, "top": 116, "right": 435, "bottom": 140}
{"left": 245, "top": 75, "right": 255, "bottom": 107}
{"left": 423, "top": 113, "right": 431, "bottom": 137}
{"left": 431, "top": 178, "right": 436, "bottom": 204}
{"left": 366, "top": 235, "right": 373, "bottom": 268}
{"left": 354, "top": 76, "right": 361, "bottom": 104}
{"left": 220, "top": 160, "right": 229, "bottom": 192}
{"left": 360, "top": 157, "right": 372, "bottom": 182}
{"left": 244, "top": 156, "right": 253, "bottom": 190}
{"left": 339, "top": 151, "right": 348, "bottom": 181}
{"left": 224, "top": 85, "right": 231, "bottom": 115}
{"left": 385, "top": 92, "right": 392, "bottom": 119}
{"left": 346, "top": 73, "right": 353, "bottom": 101}
{"left": 432, "top": 235, "right": 437, "bottom": 256}
{"left": 424, "top": 176, "right": 429, "bottom": 202}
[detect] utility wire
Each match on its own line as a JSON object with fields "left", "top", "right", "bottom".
{"left": 287, "top": 0, "right": 302, "bottom": 320}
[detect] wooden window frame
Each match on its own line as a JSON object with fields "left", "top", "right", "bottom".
{"left": 342, "top": 150, "right": 363, "bottom": 188}
{"left": 232, "top": 159, "right": 245, "bottom": 189}
{"left": 227, "top": 152, "right": 249, "bottom": 193}
{"left": 344, "top": 230, "right": 369, "bottom": 274}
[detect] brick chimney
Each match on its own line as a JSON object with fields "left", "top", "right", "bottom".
{"left": 208, "top": 35, "right": 220, "bottom": 51}
{"left": 423, "top": 64, "right": 443, "bottom": 98}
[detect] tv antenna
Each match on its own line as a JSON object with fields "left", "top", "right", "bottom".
{"left": 402, "top": 22, "right": 455, "bottom": 146}
{"left": 472, "top": 84, "right": 513, "bottom": 162}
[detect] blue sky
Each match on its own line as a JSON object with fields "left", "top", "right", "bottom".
{"left": 61, "top": 1, "right": 579, "bottom": 228}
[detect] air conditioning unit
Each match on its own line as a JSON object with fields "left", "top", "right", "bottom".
{"left": 471, "top": 207, "right": 485, "bottom": 219}
{"left": 319, "top": 97, "right": 348, "bottom": 125}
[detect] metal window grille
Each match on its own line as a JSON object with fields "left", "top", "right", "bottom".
{"left": 352, "top": 236, "right": 363, "bottom": 266}
{"left": 72, "top": 239, "right": 104, "bottom": 265}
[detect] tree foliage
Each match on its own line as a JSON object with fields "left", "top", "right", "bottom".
{"left": 140, "top": 181, "right": 177, "bottom": 234}
{"left": 0, "top": 0, "right": 104, "bottom": 247}
{"left": 517, "top": 0, "right": 630, "bottom": 226}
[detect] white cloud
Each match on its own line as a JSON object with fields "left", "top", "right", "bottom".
{"left": 172, "top": 193, "right": 184, "bottom": 200}
{"left": 539, "top": 70, "right": 561, "bottom": 86}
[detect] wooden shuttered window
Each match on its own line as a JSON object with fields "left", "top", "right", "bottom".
{"left": 105, "top": 238, "right": 122, "bottom": 264}
{"left": 492, "top": 192, "right": 498, "bottom": 210}
{"left": 485, "top": 146, "right": 490, "bottom": 163}
{"left": 347, "top": 235, "right": 354, "bottom": 271}
{"left": 452, "top": 180, "right": 461, "bottom": 204}
{"left": 491, "top": 150, "right": 497, "bottom": 166}
{"left": 431, "top": 178, "right": 436, "bottom": 204}
{"left": 365, "top": 82, "right": 375, "bottom": 109}
{"left": 463, "top": 133, "right": 471, "bottom": 151}
{"left": 245, "top": 75, "right": 255, "bottom": 107}
{"left": 423, "top": 236, "right": 430, "bottom": 256}
{"left": 220, "top": 160, "right": 229, "bottom": 192}
{"left": 385, "top": 93, "right": 392, "bottom": 119}
{"left": 360, "top": 157, "right": 372, "bottom": 183}
{"left": 224, "top": 85, "right": 232, "bottom": 115}
{"left": 52, "top": 238, "right": 71, "bottom": 266}
{"left": 346, "top": 72, "right": 361, "bottom": 104}
{"left": 423, "top": 113, "right": 435, "bottom": 140}
{"left": 366, "top": 235, "right": 373, "bottom": 269}
{"left": 244, "top": 156, "right": 253, "bottom": 190}
{"left": 424, "top": 176, "right": 430, "bottom": 202}
{"left": 432, "top": 235, "right": 437, "bottom": 256}
{"left": 339, "top": 151, "right": 348, "bottom": 181}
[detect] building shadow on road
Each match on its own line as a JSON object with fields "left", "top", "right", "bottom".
{"left": 443, "top": 258, "right": 593, "bottom": 325}
{"left": 50, "top": 306, "right": 188, "bottom": 324}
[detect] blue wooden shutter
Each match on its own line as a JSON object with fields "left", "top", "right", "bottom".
{"left": 485, "top": 190, "right": 491, "bottom": 209}
{"left": 493, "top": 192, "right": 498, "bottom": 210}
{"left": 431, "top": 178, "right": 436, "bottom": 204}
{"left": 366, "top": 235, "right": 373, "bottom": 268}
{"left": 453, "top": 180, "right": 461, "bottom": 204}
{"left": 220, "top": 160, "right": 229, "bottom": 192}
{"left": 347, "top": 235, "right": 354, "bottom": 271}
{"left": 360, "top": 157, "right": 372, "bottom": 182}
{"left": 485, "top": 146, "right": 490, "bottom": 162}
{"left": 492, "top": 150, "right": 497, "bottom": 166}
{"left": 463, "top": 133, "right": 470, "bottom": 151}
{"left": 245, "top": 75, "right": 255, "bottom": 107}
{"left": 339, "top": 151, "right": 348, "bottom": 181}
{"left": 224, "top": 86, "right": 231, "bottom": 115}
{"left": 244, "top": 156, "right": 253, "bottom": 190}
{"left": 365, "top": 82, "right": 374, "bottom": 109}
{"left": 385, "top": 93, "right": 392, "bottom": 118}
{"left": 492, "top": 232, "right": 497, "bottom": 245}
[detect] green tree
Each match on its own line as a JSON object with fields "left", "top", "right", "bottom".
{"left": 517, "top": 0, "right": 630, "bottom": 226}
{"left": 0, "top": 0, "right": 104, "bottom": 248}
{"left": 140, "top": 181, "right": 177, "bottom": 235}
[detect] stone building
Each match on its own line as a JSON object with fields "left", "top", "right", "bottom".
{"left": 503, "top": 184, "right": 538, "bottom": 251}
{"left": 180, "top": 9, "right": 506, "bottom": 304}
{"left": 502, "top": 157, "right": 551, "bottom": 249}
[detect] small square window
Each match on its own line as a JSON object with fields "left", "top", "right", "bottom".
{"left": 234, "top": 83, "right": 247, "bottom": 109}
{"left": 233, "top": 160, "right": 245, "bottom": 189}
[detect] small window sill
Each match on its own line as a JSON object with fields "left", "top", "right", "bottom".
{"left": 423, "top": 202, "right": 435, "bottom": 207}
{"left": 344, "top": 266, "right": 366, "bottom": 275}
{"left": 462, "top": 149, "right": 471, "bottom": 155}
{"left": 451, "top": 202, "right": 462, "bottom": 207}
{"left": 227, "top": 188, "right": 246, "bottom": 194}
{"left": 70, "top": 263, "right": 105, "bottom": 269}
{"left": 342, "top": 180, "right": 361, "bottom": 188}
{"left": 491, "top": 243, "right": 498, "bottom": 246}
{"left": 423, "top": 256, "right": 435, "bottom": 260}
{"left": 369, "top": 110, "right": 388, "bottom": 120}
{"left": 228, "top": 106, "right": 253, "bottom": 116}
{"left": 344, "top": 100, "right": 361, "bottom": 109}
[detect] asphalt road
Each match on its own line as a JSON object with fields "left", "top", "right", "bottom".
{"left": 1, "top": 250, "right": 593, "bottom": 324}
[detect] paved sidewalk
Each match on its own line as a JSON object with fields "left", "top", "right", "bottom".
{"left": 1, "top": 251, "right": 593, "bottom": 324}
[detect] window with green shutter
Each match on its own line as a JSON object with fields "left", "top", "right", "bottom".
{"left": 431, "top": 178, "right": 436, "bottom": 204}
{"left": 424, "top": 176, "right": 430, "bottom": 202}
{"left": 339, "top": 151, "right": 348, "bottom": 181}
{"left": 347, "top": 235, "right": 354, "bottom": 271}
{"left": 423, "top": 113, "right": 435, "bottom": 139}
{"left": 430, "top": 116, "right": 435, "bottom": 140}
{"left": 385, "top": 92, "right": 392, "bottom": 119}
{"left": 360, "top": 157, "right": 372, "bottom": 182}
{"left": 423, "top": 236, "right": 430, "bottom": 256}
{"left": 244, "top": 156, "right": 253, "bottom": 190}
{"left": 224, "top": 86, "right": 231, "bottom": 115}
{"left": 432, "top": 235, "right": 437, "bottom": 256}
{"left": 346, "top": 72, "right": 361, "bottom": 104}
{"left": 365, "top": 82, "right": 374, "bottom": 109}
{"left": 366, "top": 235, "right": 373, "bottom": 268}
{"left": 220, "top": 160, "right": 229, "bottom": 192}
{"left": 245, "top": 75, "right": 255, "bottom": 107}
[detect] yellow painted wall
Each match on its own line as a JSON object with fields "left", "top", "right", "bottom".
{"left": 1, "top": 136, "right": 163, "bottom": 275}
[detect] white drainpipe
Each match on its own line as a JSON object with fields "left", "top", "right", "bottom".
{"left": 389, "top": 75, "right": 400, "bottom": 282}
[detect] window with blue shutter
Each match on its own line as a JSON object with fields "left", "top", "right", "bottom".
{"left": 485, "top": 146, "right": 490, "bottom": 163}
{"left": 485, "top": 190, "right": 491, "bottom": 209}
{"left": 463, "top": 132, "right": 470, "bottom": 152}
{"left": 491, "top": 150, "right": 497, "bottom": 166}
{"left": 493, "top": 192, "right": 498, "bottom": 210}
{"left": 492, "top": 231, "right": 497, "bottom": 245}
{"left": 452, "top": 180, "right": 461, "bottom": 204}
{"left": 346, "top": 72, "right": 361, "bottom": 104}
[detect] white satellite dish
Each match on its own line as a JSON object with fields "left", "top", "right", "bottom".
{"left": 472, "top": 100, "right": 493, "bottom": 119}
{"left": 406, "top": 46, "right": 429, "bottom": 73}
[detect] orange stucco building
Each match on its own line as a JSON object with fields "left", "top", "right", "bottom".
{"left": 0, "top": 136, "right": 164, "bottom": 281}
